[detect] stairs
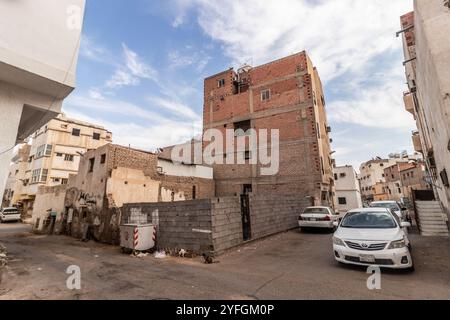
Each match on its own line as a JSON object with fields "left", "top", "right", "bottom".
{"left": 415, "top": 201, "right": 449, "bottom": 237}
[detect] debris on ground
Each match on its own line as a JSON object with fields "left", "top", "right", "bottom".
{"left": 178, "top": 249, "right": 187, "bottom": 258}
{"left": 202, "top": 252, "right": 219, "bottom": 264}
{"left": 0, "top": 244, "right": 7, "bottom": 268}
{"left": 131, "top": 252, "right": 149, "bottom": 259}
{"left": 154, "top": 250, "right": 167, "bottom": 259}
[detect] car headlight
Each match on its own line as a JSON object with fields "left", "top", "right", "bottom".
{"left": 333, "top": 237, "right": 345, "bottom": 247}
{"left": 388, "top": 239, "right": 406, "bottom": 249}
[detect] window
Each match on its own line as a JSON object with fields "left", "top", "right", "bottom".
{"left": 53, "top": 178, "right": 60, "bottom": 183}
{"left": 338, "top": 197, "right": 347, "bottom": 205}
{"left": 244, "top": 151, "right": 251, "bottom": 160}
{"left": 64, "top": 154, "right": 74, "bottom": 162}
{"left": 88, "top": 158, "right": 95, "bottom": 173}
{"left": 61, "top": 124, "right": 68, "bottom": 129}
{"left": 234, "top": 120, "right": 251, "bottom": 136}
{"left": 72, "top": 128, "right": 81, "bottom": 136}
{"left": 61, "top": 178, "right": 68, "bottom": 185}
{"left": 192, "top": 186, "right": 197, "bottom": 200}
{"left": 100, "top": 154, "right": 106, "bottom": 164}
{"left": 217, "top": 78, "right": 225, "bottom": 88}
{"left": 45, "top": 144, "right": 53, "bottom": 156}
{"left": 35, "top": 145, "right": 45, "bottom": 158}
{"left": 93, "top": 132, "right": 101, "bottom": 140}
{"left": 261, "top": 89, "right": 271, "bottom": 101}
{"left": 440, "top": 169, "right": 449, "bottom": 187}
{"left": 334, "top": 173, "right": 338, "bottom": 180}
{"left": 41, "top": 169, "right": 48, "bottom": 182}
{"left": 56, "top": 153, "right": 63, "bottom": 157}
{"left": 340, "top": 173, "right": 346, "bottom": 178}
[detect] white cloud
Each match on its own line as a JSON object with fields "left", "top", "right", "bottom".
{"left": 88, "top": 88, "right": 105, "bottom": 100}
{"left": 63, "top": 99, "right": 201, "bottom": 151}
{"left": 148, "top": 96, "right": 200, "bottom": 120}
{"left": 105, "top": 43, "right": 158, "bottom": 89}
{"left": 168, "top": 48, "right": 211, "bottom": 72}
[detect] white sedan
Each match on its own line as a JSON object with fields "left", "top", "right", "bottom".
{"left": 0, "top": 207, "right": 21, "bottom": 223}
{"left": 369, "top": 201, "right": 408, "bottom": 221}
{"left": 332, "top": 208, "right": 414, "bottom": 270}
{"left": 298, "top": 206, "right": 340, "bottom": 230}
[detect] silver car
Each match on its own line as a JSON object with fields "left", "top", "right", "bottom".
{"left": 298, "top": 206, "right": 340, "bottom": 230}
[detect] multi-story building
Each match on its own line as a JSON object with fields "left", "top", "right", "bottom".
{"left": 399, "top": 0, "right": 450, "bottom": 218}
{"left": 202, "top": 52, "right": 334, "bottom": 206}
{"left": 333, "top": 165, "right": 362, "bottom": 214}
{"left": 0, "top": 0, "right": 85, "bottom": 202}
{"left": 359, "top": 158, "right": 394, "bottom": 203}
{"left": 2, "top": 144, "right": 31, "bottom": 208}
{"left": 12, "top": 114, "right": 112, "bottom": 216}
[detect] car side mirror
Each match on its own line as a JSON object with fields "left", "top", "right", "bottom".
{"left": 401, "top": 222, "right": 411, "bottom": 228}
{"left": 333, "top": 221, "right": 339, "bottom": 227}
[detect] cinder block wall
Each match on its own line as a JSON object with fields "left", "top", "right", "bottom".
{"left": 211, "top": 197, "right": 242, "bottom": 254}
{"left": 122, "top": 200, "right": 214, "bottom": 253}
{"left": 249, "top": 194, "right": 312, "bottom": 240}
{"left": 123, "top": 195, "right": 311, "bottom": 255}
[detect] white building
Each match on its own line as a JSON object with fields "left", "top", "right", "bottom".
{"left": 0, "top": 0, "right": 86, "bottom": 205}
{"left": 334, "top": 165, "right": 362, "bottom": 214}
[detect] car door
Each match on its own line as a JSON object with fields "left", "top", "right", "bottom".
{"left": 328, "top": 208, "right": 340, "bottom": 222}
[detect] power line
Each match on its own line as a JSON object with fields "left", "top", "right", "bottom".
{"left": 0, "top": 32, "right": 82, "bottom": 157}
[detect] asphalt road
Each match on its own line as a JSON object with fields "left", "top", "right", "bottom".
{"left": 1, "top": 222, "right": 450, "bottom": 300}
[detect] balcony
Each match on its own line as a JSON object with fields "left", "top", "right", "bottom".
{"left": 404, "top": 92, "right": 415, "bottom": 115}
{"left": 412, "top": 131, "right": 422, "bottom": 153}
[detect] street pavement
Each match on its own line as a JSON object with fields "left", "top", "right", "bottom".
{"left": 1, "top": 222, "right": 450, "bottom": 300}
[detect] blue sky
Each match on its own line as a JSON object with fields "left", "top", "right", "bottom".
{"left": 63, "top": 0, "right": 416, "bottom": 170}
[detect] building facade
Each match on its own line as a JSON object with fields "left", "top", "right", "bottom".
{"left": 12, "top": 114, "right": 112, "bottom": 216}
{"left": 33, "top": 144, "right": 215, "bottom": 243}
{"left": 400, "top": 0, "right": 450, "bottom": 219}
{"left": 202, "top": 52, "right": 334, "bottom": 206}
{"left": 0, "top": 0, "right": 85, "bottom": 201}
{"left": 2, "top": 144, "right": 31, "bottom": 208}
{"left": 359, "top": 158, "right": 394, "bottom": 203}
{"left": 333, "top": 165, "right": 362, "bottom": 214}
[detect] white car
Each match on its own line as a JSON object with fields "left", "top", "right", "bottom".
{"left": 369, "top": 201, "right": 408, "bottom": 221}
{"left": 0, "top": 207, "right": 21, "bottom": 223}
{"left": 333, "top": 208, "right": 414, "bottom": 270}
{"left": 299, "top": 206, "right": 340, "bottom": 230}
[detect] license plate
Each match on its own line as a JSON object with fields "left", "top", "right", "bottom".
{"left": 310, "top": 218, "right": 317, "bottom": 222}
{"left": 360, "top": 255, "right": 376, "bottom": 263}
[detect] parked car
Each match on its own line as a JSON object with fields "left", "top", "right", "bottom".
{"left": 332, "top": 208, "right": 413, "bottom": 270}
{"left": 369, "top": 201, "right": 409, "bottom": 221}
{"left": 298, "top": 206, "right": 340, "bottom": 230}
{"left": 0, "top": 207, "right": 21, "bottom": 223}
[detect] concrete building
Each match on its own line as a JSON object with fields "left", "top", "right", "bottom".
{"left": 14, "top": 114, "right": 112, "bottom": 217}
{"left": 203, "top": 52, "right": 334, "bottom": 206}
{"left": 0, "top": 0, "right": 86, "bottom": 203}
{"left": 399, "top": 0, "right": 450, "bottom": 219}
{"left": 36, "top": 144, "right": 215, "bottom": 243}
{"left": 359, "top": 158, "right": 393, "bottom": 203}
{"left": 333, "top": 166, "right": 362, "bottom": 214}
{"left": 2, "top": 144, "right": 31, "bottom": 208}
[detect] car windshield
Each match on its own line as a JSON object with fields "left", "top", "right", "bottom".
{"left": 370, "top": 202, "right": 400, "bottom": 211}
{"left": 303, "top": 208, "right": 328, "bottom": 214}
{"left": 341, "top": 211, "right": 397, "bottom": 229}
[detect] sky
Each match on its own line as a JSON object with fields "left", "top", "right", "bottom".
{"left": 63, "top": 0, "right": 416, "bottom": 170}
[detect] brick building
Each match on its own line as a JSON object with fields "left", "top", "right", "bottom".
{"left": 202, "top": 52, "right": 334, "bottom": 206}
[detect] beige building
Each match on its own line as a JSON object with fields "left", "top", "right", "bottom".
{"left": 11, "top": 114, "right": 112, "bottom": 216}
{"left": 2, "top": 144, "right": 31, "bottom": 208}
{"left": 399, "top": 1, "right": 450, "bottom": 220}
{"left": 32, "top": 144, "right": 215, "bottom": 243}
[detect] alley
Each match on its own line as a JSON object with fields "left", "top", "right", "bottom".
{"left": 1, "top": 223, "right": 450, "bottom": 300}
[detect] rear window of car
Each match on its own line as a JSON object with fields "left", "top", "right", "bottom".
{"left": 370, "top": 202, "right": 400, "bottom": 211}
{"left": 341, "top": 211, "right": 397, "bottom": 229}
{"left": 303, "top": 208, "right": 329, "bottom": 214}
{"left": 3, "top": 209, "right": 18, "bottom": 215}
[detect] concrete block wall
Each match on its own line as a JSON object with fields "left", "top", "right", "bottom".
{"left": 249, "top": 195, "right": 311, "bottom": 240}
{"left": 122, "top": 200, "right": 214, "bottom": 253}
{"left": 210, "top": 197, "right": 242, "bottom": 254}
